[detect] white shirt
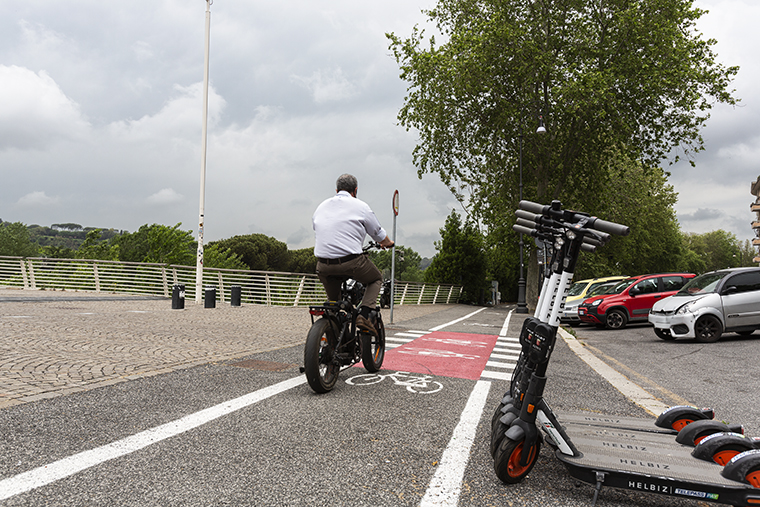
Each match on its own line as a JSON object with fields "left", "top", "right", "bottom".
{"left": 312, "top": 191, "right": 387, "bottom": 258}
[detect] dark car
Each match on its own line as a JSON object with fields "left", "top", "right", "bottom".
{"left": 577, "top": 272, "right": 696, "bottom": 329}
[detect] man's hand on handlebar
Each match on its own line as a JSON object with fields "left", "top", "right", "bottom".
{"left": 379, "top": 236, "right": 394, "bottom": 249}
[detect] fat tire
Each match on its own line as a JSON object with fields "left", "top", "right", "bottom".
{"left": 360, "top": 314, "right": 385, "bottom": 372}
{"left": 605, "top": 309, "right": 628, "bottom": 330}
{"left": 694, "top": 315, "right": 722, "bottom": 343}
{"left": 654, "top": 328, "right": 676, "bottom": 341}
{"left": 494, "top": 436, "right": 540, "bottom": 484}
{"left": 304, "top": 318, "right": 340, "bottom": 393}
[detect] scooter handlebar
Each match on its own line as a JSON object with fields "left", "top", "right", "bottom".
{"left": 518, "top": 200, "right": 630, "bottom": 236}
{"left": 512, "top": 224, "right": 596, "bottom": 253}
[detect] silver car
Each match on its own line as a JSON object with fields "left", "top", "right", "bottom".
{"left": 648, "top": 267, "right": 760, "bottom": 342}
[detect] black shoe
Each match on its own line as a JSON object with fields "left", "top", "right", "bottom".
{"left": 355, "top": 314, "right": 378, "bottom": 337}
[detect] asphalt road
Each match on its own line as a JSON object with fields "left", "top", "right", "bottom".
{"left": 1, "top": 303, "right": 758, "bottom": 507}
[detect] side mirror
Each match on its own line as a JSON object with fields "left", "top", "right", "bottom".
{"left": 629, "top": 286, "right": 640, "bottom": 296}
{"left": 722, "top": 286, "right": 738, "bottom": 296}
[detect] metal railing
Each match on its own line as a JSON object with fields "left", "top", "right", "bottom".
{"left": 0, "top": 256, "right": 462, "bottom": 306}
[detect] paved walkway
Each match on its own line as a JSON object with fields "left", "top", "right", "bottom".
{"left": 0, "top": 288, "right": 457, "bottom": 409}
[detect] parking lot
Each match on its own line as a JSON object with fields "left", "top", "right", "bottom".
{"left": 1, "top": 288, "right": 758, "bottom": 506}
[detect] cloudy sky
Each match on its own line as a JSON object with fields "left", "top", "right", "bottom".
{"left": 0, "top": 0, "right": 757, "bottom": 259}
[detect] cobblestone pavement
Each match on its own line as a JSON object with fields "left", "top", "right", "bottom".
{"left": 0, "top": 288, "right": 457, "bottom": 409}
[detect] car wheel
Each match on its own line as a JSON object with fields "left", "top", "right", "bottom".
{"left": 654, "top": 328, "right": 676, "bottom": 341}
{"left": 605, "top": 309, "right": 628, "bottom": 330}
{"left": 694, "top": 315, "right": 722, "bottom": 343}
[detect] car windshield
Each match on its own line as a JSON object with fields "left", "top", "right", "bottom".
{"left": 567, "top": 281, "right": 589, "bottom": 297}
{"left": 676, "top": 272, "right": 728, "bottom": 296}
{"left": 607, "top": 278, "right": 636, "bottom": 294}
{"left": 587, "top": 282, "right": 616, "bottom": 297}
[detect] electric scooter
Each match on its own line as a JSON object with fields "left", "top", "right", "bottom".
{"left": 490, "top": 200, "right": 760, "bottom": 506}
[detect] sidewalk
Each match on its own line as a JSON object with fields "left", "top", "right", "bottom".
{"left": 0, "top": 288, "right": 456, "bottom": 409}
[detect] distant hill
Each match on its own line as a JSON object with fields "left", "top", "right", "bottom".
{"left": 25, "top": 223, "right": 124, "bottom": 250}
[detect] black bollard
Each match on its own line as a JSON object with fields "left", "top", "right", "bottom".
{"left": 172, "top": 284, "right": 185, "bottom": 310}
{"left": 204, "top": 287, "right": 216, "bottom": 308}
{"left": 231, "top": 286, "right": 241, "bottom": 307}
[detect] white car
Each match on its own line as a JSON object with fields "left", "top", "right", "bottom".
{"left": 648, "top": 267, "right": 760, "bottom": 342}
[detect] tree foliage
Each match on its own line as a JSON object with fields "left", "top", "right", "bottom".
{"left": 209, "top": 234, "right": 292, "bottom": 272}
{"left": 388, "top": 0, "right": 739, "bottom": 303}
{"left": 425, "top": 210, "right": 488, "bottom": 303}
{"left": 112, "top": 224, "right": 195, "bottom": 265}
{"left": 0, "top": 221, "right": 39, "bottom": 257}
{"left": 369, "top": 245, "right": 425, "bottom": 282}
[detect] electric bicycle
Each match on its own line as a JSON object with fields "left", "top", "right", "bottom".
{"left": 302, "top": 243, "right": 386, "bottom": 394}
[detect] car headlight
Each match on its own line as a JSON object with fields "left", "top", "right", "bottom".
{"left": 676, "top": 301, "right": 696, "bottom": 315}
{"left": 591, "top": 299, "right": 602, "bottom": 307}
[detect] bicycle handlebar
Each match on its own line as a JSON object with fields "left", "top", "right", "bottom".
{"left": 518, "top": 200, "right": 630, "bottom": 237}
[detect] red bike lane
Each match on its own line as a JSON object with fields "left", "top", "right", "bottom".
{"left": 380, "top": 331, "right": 499, "bottom": 380}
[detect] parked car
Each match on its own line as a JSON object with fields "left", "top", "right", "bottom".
{"left": 561, "top": 276, "right": 627, "bottom": 325}
{"left": 648, "top": 267, "right": 760, "bottom": 343}
{"left": 577, "top": 273, "right": 696, "bottom": 329}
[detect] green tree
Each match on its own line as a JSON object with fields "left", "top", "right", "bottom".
{"left": 77, "top": 229, "right": 120, "bottom": 260}
{"left": 0, "top": 221, "right": 38, "bottom": 257}
{"left": 287, "top": 247, "right": 318, "bottom": 274}
{"left": 388, "top": 0, "right": 738, "bottom": 302}
{"left": 203, "top": 244, "right": 248, "bottom": 270}
{"left": 209, "top": 234, "right": 290, "bottom": 271}
{"left": 571, "top": 155, "right": 683, "bottom": 280}
{"left": 113, "top": 224, "right": 194, "bottom": 265}
{"left": 39, "top": 245, "right": 77, "bottom": 259}
{"left": 369, "top": 245, "right": 425, "bottom": 282}
{"left": 680, "top": 230, "right": 745, "bottom": 273}
{"left": 425, "top": 210, "right": 487, "bottom": 303}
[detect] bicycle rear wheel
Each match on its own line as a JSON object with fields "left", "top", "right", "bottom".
{"left": 360, "top": 314, "right": 385, "bottom": 372}
{"left": 304, "top": 318, "right": 340, "bottom": 393}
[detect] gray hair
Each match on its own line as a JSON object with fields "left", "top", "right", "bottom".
{"left": 336, "top": 174, "right": 358, "bottom": 193}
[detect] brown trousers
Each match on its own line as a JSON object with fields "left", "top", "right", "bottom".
{"left": 316, "top": 254, "right": 382, "bottom": 308}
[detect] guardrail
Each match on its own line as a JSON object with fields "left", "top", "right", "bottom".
{"left": 0, "top": 256, "right": 462, "bottom": 306}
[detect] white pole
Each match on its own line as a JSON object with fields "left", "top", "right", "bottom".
{"left": 195, "top": 0, "right": 212, "bottom": 303}
{"left": 390, "top": 190, "right": 399, "bottom": 324}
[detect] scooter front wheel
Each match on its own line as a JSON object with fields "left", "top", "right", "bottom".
{"left": 494, "top": 436, "right": 540, "bottom": 484}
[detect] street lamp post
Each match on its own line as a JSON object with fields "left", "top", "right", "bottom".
{"left": 195, "top": 0, "right": 213, "bottom": 303}
{"left": 516, "top": 115, "right": 546, "bottom": 314}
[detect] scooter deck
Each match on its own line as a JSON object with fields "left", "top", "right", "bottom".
{"left": 554, "top": 412, "right": 759, "bottom": 506}
{"left": 558, "top": 411, "right": 677, "bottom": 435}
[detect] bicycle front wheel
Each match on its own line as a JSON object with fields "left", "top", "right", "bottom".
{"left": 360, "top": 314, "right": 385, "bottom": 373}
{"left": 304, "top": 318, "right": 340, "bottom": 393}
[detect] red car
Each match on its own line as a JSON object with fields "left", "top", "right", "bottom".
{"left": 577, "top": 273, "right": 696, "bottom": 329}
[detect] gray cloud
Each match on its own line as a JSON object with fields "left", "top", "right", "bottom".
{"left": 1, "top": 0, "right": 756, "bottom": 261}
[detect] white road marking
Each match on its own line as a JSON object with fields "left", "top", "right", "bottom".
{"left": 480, "top": 370, "right": 511, "bottom": 381}
{"left": 420, "top": 380, "right": 491, "bottom": 506}
{"left": 428, "top": 307, "right": 487, "bottom": 332}
{"left": 0, "top": 376, "right": 307, "bottom": 501}
{"left": 557, "top": 328, "right": 669, "bottom": 416}
{"left": 485, "top": 361, "right": 517, "bottom": 369}
{"left": 499, "top": 309, "right": 514, "bottom": 336}
{"left": 489, "top": 353, "right": 520, "bottom": 361}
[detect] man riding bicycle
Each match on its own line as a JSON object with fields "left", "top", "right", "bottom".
{"left": 312, "top": 174, "right": 394, "bottom": 337}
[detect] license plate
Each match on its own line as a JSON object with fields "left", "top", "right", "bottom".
{"left": 578, "top": 308, "right": 586, "bottom": 316}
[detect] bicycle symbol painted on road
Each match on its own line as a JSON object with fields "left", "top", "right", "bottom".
{"left": 345, "top": 371, "right": 444, "bottom": 394}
